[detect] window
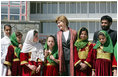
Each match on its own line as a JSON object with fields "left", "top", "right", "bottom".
{"left": 81, "top": 2, "right": 87, "bottom": 13}
{"left": 96, "top": 2, "right": 100, "bottom": 13}
{"left": 32, "top": 1, "right": 117, "bottom": 14}
{"left": 22, "top": 1, "right": 26, "bottom": 14}
{"left": 111, "top": 21, "right": 117, "bottom": 31}
{"left": 70, "top": 2, "right": 76, "bottom": 13}
{"left": 1, "top": 6, "right": 8, "bottom": 14}
{"left": 30, "top": 2, "right": 36, "bottom": 14}
{"left": 37, "top": 2, "right": 41, "bottom": 13}
{"left": 77, "top": 2, "right": 80, "bottom": 13}
{"left": 81, "top": 22, "right": 88, "bottom": 28}
{"left": 10, "top": 15, "right": 19, "bottom": 20}
{"left": 41, "top": 2, "right": 48, "bottom": 14}
{"left": 106, "top": 2, "right": 110, "bottom": 13}
{"left": 48, "top": 2, "right": 52, "bottom": 14}
{"left": 42, "top": 22, "right": 57, "bottom": 34}
{"left": 111, "top": 2, "right": 117, "bottom": 13}
{"left": 52, "top": 2, "right": 57, "bottom": 14}
{"left": 10, "top": 1, "right": 20, "bottom": 5}
{"left": 1, "top": 1, "right": 8, "bottom": 5}
{"left": 50, "top": 22, "right": 57, "bottom": 33}
{"left": 1, "top": 15, "right": 8, "bottom": 20}
{"left": 100, "top": 2, "right": 106, "bottom": 13}
{"left": 22, "top": 16, "right": 25, "bottom": 20}
{"left": 42, "top": 22, "right": 48, "bottom": 34}
{"left": 77, "top": 22, "right": 81, "bottom": 31}
{"left": 1, "top": 1, "right": 27, "bottom": 21}
{"left": 10, "top": 7, "right": 20, "bottom": 14}
{"left": 95, "top": 22, "right": 101, "bottom": 31}
{"left": 59, "top": 2, "right": 65, "bottom": 13}
{"left": 66, "top": 2, "right": 70, "bottom": 13}
{"left": 40, "top": 21, "right": 117, "bottom": 37}
{"left": 89, "top": 2, "right": 95, "bottom": 13}
{"left": 69, "top": 22, "right": 77, "bottom": 30}
{"left": 89, "top": 22, "right": 95, "bottom": 33}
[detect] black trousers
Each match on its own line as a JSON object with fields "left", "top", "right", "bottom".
{"left": 65, "top": 60, "right": 70, "bottom": 76}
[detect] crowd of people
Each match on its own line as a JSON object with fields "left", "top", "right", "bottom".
{"left": 1, "top": 15, "right": 117, "bottom": 76}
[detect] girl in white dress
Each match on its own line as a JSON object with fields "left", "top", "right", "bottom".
{"left": 1, "top": 24, "right": 12, "bottom": 76}
{"left": 20, "top": 30, "right": 44, "bottom": 76}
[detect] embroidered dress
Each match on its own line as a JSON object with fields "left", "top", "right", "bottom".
{"left": 42, "top": 40, "right": 59, "bottom": 76}
{"left": 93, "top": 30, "right": 113, "bottom": 76}
{"left": 112, "top": 43, "right": 117, "bottom": 69}
{"left": 74, "top": 27, "right": 93, "bottom": 76}
{"left": 4, "top": 32, "right": 21, "bottom": 76}
{"left": 20, "top": 30, "right": 44, "bottom": 76}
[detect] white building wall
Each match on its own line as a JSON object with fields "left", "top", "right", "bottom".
{"left": 30, "top": 1, "right": 117, "bottom": 41}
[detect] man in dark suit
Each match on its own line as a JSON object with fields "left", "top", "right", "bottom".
{"left": 93, "top": 15, "right": 117, "bottom": 47}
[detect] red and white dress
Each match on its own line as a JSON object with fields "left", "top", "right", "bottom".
{"left": 74, "top": 42, "right": 93, "bottom": 76}
{"left": 20, "top": 30, "right": 44, "bottom": 76}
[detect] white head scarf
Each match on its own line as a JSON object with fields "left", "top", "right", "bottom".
{"left": 1, "top": 27, "right": 11, "bottom": 64}
{"left": 21, "top": 30, "right": 37, "bottom": 53}
{"left": 21, "top": 30, "right": 44, "bottom": 61}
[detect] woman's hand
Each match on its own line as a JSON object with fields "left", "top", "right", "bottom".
{"left": 26, "top": 64, "right": 36, "bottom": 71}
{"left": 36, "top": 65, "right": 41, "bottom": 73}
{"left": 7, "top": 67, "right": 11, "bottom": 76}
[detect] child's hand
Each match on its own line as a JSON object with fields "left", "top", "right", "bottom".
{"left": 50, "top": 55, "right": 59, "bottom": 64}
{"left": 80, "top": 63, "right": 87, "bottom": 71}
{"left": 45, "top": 50, "right": 49, "bottom": 57}
{"left": 36, "top": 65, "right": 41, "bottom": 73}
{"left": 50, "top": 55, "right": 55, "bottom": 60}
{"left": 18, "top": 44, "right": 22, "bottom": 49}
{"left": 7, "top": 68, "right": 11, "bottom": 76}
{"left": 113, "top": 69, "right": 117, "bottom": 76}
{"left": 27, "top": 64, "right": 36, "bottom": 71}
{"left": 92, "top": 70, "right": 95, "bottom": 76}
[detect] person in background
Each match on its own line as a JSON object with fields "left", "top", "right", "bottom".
{"left": 1, "top": 24, "right": 12, "bottom": 76}
{"left": 93, "top": 15, "right": 117, "bottom": 47}
{"left": 4, "top": 32, "right": 23, "bottom": 76}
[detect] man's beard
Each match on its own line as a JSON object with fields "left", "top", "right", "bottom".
{"left": 101, "top": 26, "right": 110, "bottom": 30}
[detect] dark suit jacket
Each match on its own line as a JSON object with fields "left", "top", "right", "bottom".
{"left": 62, "top": 32, "right": 71, "bottom": 61}
{"left": 55, "top": 31, "right": 71, "bottom": 61}
{"left": 93, "top": 29, "right": 117, "bottom": 47}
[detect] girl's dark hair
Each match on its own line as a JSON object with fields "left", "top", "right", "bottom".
{"left": 4, "top": 24, "right": 12, "bottom": 30}
{"left": 16, "top": 31, "right": 23, "bottom": 37}
{"left": 98, "top": 32, "right": 105, "bottom": 37}
{"left": 34, "top": 30, "right": 38, "bottom": 36}
{"left": 47, "top": 35, "right": 56, "bottom": 42}
{"left": 79, "top": 27, "right": 88, "bottom": 38}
